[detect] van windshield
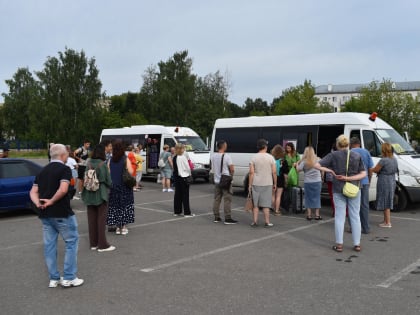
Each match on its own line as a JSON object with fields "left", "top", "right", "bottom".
{"left": 175, "top": 136, "right": 208, "bottom": 151}
{"left": 375, "top": 129, "right": 416, "bottom": 155}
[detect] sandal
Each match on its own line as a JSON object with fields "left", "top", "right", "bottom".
{"left": 332, "top": 245, "right": 343, "bottom": 252}
{"left": 306, "top": 216, "right": 313, "bottom": 221}
{"left": 274, "top": 210, "right": 282, "bottom": 216}
{"left": 354, "top": 245, "right": 361, "bottom": 252}
{"left": 314, "top": 216, "right": 323, "bottom": 220}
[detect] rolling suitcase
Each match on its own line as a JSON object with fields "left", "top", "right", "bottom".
{"left": 292, "top": 186, "right": 305, "bottom": 213}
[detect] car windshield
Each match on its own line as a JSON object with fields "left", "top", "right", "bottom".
{"left": 175, "top": 136, "right": 208, "bottom": 151}
{"left": 375, "top": 129, "right": 416, "bottom": 155}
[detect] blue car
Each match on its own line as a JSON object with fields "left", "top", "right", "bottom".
{"left": 0, "top": 159, "right": 42, "bottom": 212}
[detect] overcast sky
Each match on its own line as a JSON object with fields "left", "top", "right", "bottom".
{"left": 1, "top": 0, "right": 420, "bottom": 105}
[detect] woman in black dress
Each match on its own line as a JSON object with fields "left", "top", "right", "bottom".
{"left": 107, "top": 141, "right": 135, "bottom": 235}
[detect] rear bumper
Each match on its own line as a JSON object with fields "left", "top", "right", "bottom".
{"left": 405, "top": 186, "right": 420, "bottom": 203}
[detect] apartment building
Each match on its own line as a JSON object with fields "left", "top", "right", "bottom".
{"left": 315, "top": 81, "right": 420, "bottom": 112}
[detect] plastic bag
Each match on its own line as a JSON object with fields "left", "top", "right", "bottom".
{"left": 287, "top": 167, "right": 298, "bottom": 187}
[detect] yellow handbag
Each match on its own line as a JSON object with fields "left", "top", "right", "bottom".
{"left": 342, "top": 150, "right": 360, "bottom": 198}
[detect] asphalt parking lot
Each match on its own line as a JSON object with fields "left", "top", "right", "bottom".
{"left": 1, "top": 163, "right": 420, "bottom": 314}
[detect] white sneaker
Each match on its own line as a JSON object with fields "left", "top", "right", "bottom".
{"left": 90, "top": 247, "right": 98, "bottom": 251}
{"left": 61, "top": 278, "right": 84, "bottom": 288}
{"left": 162, "top": 189, "right": 167, "bottom": 192}
{"left": 167, "top": 188, "right": 174, "bottom": 192}
{"left": 184, "top": 214, "right": 196, "bottom": 218}
{"left": 97, "top": 245, "right": 116, "bottom": 252}
{"left": 121, "top": 228, "right": 129, "bottom": 235}
{"left": 48, "top": 277, "right": 63, "bottom": 288}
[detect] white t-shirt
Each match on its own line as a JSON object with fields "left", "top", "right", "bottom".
{"left": 250, "top": 153, "right": 275, "bottom": 186}
{"left": 175, "top": 155, "right": 191, "bottom": 178}
{"left": 66, "top": 157, "right": 78, "bottom": 170}
{"left": 211, "top": 153, "right": 233, "bottom": 184}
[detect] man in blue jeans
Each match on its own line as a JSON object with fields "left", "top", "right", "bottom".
{"left": 350, "top": 137, "right": 374, "bottom": 234}
{"left": 30, "top": 144, "right": 84, "bottom": 288}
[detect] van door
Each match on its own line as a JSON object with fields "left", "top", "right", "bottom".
{"left": 361, "top": 129, "right": 382, "bottom": 202}
{"left": 317, "top": 125, "right": 344, "bottom": 158}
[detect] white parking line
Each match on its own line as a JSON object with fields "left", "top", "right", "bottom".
{"left": 377, "top": 257, "right": 420, "bottom": 288}
{"left": 135, "top": 206, "right": 172, "bottom": 214}
{"left": 139, "top": 218, "right": 334, "bottom": 273}
{"left": 134, "top": 194, "right": 213, "bottom": 206}
{"left": 0, "top": 209, "right": 215, "bottom": 252}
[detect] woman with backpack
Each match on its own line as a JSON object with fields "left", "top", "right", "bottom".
{"left": 271, "top": 145, "right": 289, "bottom": 216}
{"left": 107, "top": 141, "right": 135, "bottom": 236}
{"left": 81, "top": 144, "right": 115, "bottom": 252}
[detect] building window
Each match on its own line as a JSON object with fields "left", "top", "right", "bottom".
{"left": 323, "top": 97, "right": 327, "bottom": 101}
{"left": 332, "top": 97, "right": 337, "bottom": 102}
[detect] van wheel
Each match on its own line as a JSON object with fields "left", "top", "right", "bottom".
{"left": 393, "top": 187, "right": 408, "bottom": 212}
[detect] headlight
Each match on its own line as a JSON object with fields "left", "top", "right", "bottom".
{"left": 194, "top": 163, "right": 204, "bottom": 169}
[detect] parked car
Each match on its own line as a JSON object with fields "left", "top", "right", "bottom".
{"left": 0, "top": 159, "right": 42, "bottom": 212}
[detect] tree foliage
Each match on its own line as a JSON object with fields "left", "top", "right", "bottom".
{"left": 342, "top": 79, "right": 419, "bottom": 135}
{"left": 243, "top": 98, "right": 270, "bottom": 116}
{"left": 2, "top": 68, "right": 41, "bottom": 140}
{"left": 2, "top": 48, "right": 104, "bottom": 146}
{"left": 272, "top": 80, "right": 333, "bottom": 115}
{"left": 135, "top": 51, "right": 233, "bottom": 137}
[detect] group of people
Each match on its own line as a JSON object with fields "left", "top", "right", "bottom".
{"left": 30, "top": 139, "right": 199, "bottom": 288}
{"left": 212, "top": 135, "right": 398, "bottom": 254}
{"left": 30, "top": 133, "right": 399, "bottom": 288}
{"left": 30, "top": 140, "right": 137, "bottom": 288}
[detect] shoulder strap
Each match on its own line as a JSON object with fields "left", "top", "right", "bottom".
{"left": 173, "top": 156, "right": 178, "bottom": 174}
{"left": 220, "top": 154, "right": 225, "bottom": 173}
{"left": 346, "top": 149, "right": 350, "bottom": 176}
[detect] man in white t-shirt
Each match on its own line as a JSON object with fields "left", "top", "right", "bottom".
{"left": 211, "top": 140, "right": 238, "bottom": 225}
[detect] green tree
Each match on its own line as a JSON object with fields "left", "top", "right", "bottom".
{"left": 36, "top": 48, "right": 103, "bottom": 145}
{"left": 272, "top": 80, "right": 332, "bottom": 115}
{"left": 192, "top": 71, "right": 230, "bottom": 136}
{"left": 342, "top": 79, "right": 419, "bottom": 135}
{"left": 137, "top": 51, "right": 231, "bottom": 137}
{"left": 2, "top": 68, "right": 41, "bottom": 140}
{"left": 243, "top": 98, "right": 270, "bottom": 116}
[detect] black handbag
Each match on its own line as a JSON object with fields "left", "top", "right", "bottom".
{"left": 185, "top": 175, "right": 194, "bottom": 185}
{"left": 122, "top": 157, "right": 136, "bottom": 188}
{"left": 218, "top": 154, "right": 232, "bottom": 189}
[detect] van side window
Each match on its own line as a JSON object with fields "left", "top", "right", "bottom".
{"left": 215, "top": 128, "right": 259, "bottom": 153}
{"left": 363, "top": 130, "right": 381, "bottom": 157}
{"left": 350, "top": 130, "right": 361, "bottom": 141}
{"left": 164, "top": 138, "right": 176, "bottom": 148}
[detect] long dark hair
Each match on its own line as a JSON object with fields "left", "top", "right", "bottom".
{"left": 91, "top": 144, "right": 106, "bottom": 161}
{"left": 112, "top": 141, "right": 125, "bottom": 162}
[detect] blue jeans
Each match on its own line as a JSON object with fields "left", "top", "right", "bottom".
{"left": 41, "top": 215, "right": 79, "bottom": 281}
{"left": 360, "top": 184, "right": 370, "bottom": 233}
{"left": 333, "top": 192, "right": 361, "bottom": 246}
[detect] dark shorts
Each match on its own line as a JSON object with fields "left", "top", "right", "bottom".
{"left": 78, "top": 165, "right": 86, "bottom": 180}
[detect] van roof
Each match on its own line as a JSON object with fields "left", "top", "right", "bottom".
{"left": 102, "top": 125, "right": 170, "bottom": 136}
{"left": 166, "top": 126, "right": 199, "bottom": 137}
{"left": 214, "top": 112, "right": 392, "bottom": 129}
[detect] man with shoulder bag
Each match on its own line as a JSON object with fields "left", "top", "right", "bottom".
{"left": 211, "top": 140, "right": 238, "bottom": 225}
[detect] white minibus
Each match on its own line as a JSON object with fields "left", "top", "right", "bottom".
{"left": 100, "top": 125, "right": 177, "bottom": 177}
{"left": 166, "top": 126, "right": 211, "bottom": 182}
{"left": 100, "top": 125, "right": 211, "bottom": 181}
{"left": 211, "top": 112, "right": 420, "bottom": 210}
